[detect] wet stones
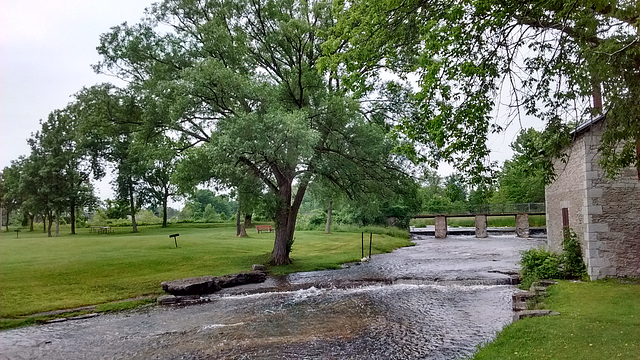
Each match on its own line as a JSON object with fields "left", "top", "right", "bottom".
{"left": 252, "top": 264, "right": 267, "bottom": 271}
{"left": 44, "top": 313, "right": 100, "bottom": 324}
{"left": 157, "top": 295, "right": 180, "bottom": 305}
{"left": 161, "top": 271, "right": 267, "bottom": 296}
{"left": 512, "top": 280, "right": 559, "bottom": 321}
{"left": 513, "top": 309, "right": 560, "bottom": 321}
{"left": 161, "top": 276, "right": 220, "bottom": 295}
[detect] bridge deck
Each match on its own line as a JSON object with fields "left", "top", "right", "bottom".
{"left": 414, "top": 212, "right": 546, "bottom": 218}
{"left": 413, "top": 203, "right": 546, "bottom": 218}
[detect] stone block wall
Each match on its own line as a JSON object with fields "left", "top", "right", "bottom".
{"left": 545, "top": 135, "right": 587, "bottom": 254}
{"left": 546, "top": 119, "right": 640, "bottom": 279}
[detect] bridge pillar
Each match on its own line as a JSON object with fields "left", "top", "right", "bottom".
{"left": 475, "top": 215, "right": 487, "bottom": 238}
{"left": 515, "top": 213, "right": 529, "bottom": 238}
{"left": 435, "top": 216, "right": 447, "bottom": 238}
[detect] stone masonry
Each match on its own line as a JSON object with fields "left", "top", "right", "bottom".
{"left": 435, "top": 216, "right": 447, "bottom": 238}
{"left": 475, "top": 215, "right": 487, "bottom": 238}
{"left": 515, "top": 214, "right": 530, "bottom": 238}
{"left": 545, "top": 117, "right": 640, "bottom": 279}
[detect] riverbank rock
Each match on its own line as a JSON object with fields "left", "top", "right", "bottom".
{"left": 252, "top": 264, "right": 266, "bottom": 271}
{"left": 512, "top": 280, "right": 560, "bottom": 320}
{"left": 512, "top": 310, "right": 560, "bottom": 321}
{"left": 161, "top": 271, "right": 267, "bottom": 296}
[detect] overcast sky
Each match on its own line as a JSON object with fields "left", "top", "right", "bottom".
{"left": 0, "top": 0, "right": 152, "bottom": 198}
{"left": 0, "top": 0, "right": 541, "bottom": 199}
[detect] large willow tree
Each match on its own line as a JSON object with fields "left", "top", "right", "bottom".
{"left": 95, "top": 0, "right": 407, "bottom": 265}
{"left": 328, "top": 0, "right": 640, "bottom": 180}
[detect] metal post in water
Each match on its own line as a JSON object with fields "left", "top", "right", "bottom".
{"left": 369, "top": 232, "right": 372, "bottom": 258}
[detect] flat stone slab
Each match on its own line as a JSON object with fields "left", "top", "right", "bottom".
{"left": 512, "top": 301, "right": 528, "bottom": 311}
{"left": 161, "top": 271, "right": 267, "bottom": 296}
{"left": 513, "top": 310, "right": 560, "bottom": 321}
{"left": 157, "top": 295, "right": 179, "bottom": 305}
{"left": 512, "top": 291, "right": 537, "bottom": 302}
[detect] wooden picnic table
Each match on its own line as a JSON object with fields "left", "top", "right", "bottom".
{"left": 90, "top": 226, "right": 113, "bottom": 234}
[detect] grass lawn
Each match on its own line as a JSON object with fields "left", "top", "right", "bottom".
{"left": 0, "top": 223, "right": 411, "bottom": 326}
{"left": 474, "top": 279, "right": 640, "bottom": 359}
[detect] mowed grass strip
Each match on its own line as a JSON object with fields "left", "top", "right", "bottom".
{"left": 0, "top": 224, "right": 411, "bottom": 319}
{"left": 474, "top": 279, "right": 640, "bottom": 359}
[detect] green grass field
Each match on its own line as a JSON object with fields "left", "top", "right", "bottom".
{"left": 0, "top": 223, "right": 411, "bottom": 323}
{"left": 474, "top": 279, "right": 640, "bottom": 359}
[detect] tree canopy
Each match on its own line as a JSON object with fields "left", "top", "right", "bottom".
{"left": 94, "top": 0, "right": 411, "bottom": 264}
{"left": 329, "top": 0, "right": 640, "bottom": 180}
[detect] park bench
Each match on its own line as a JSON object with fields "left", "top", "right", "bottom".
{"left": 90, "top": 226, "right": 102, "bottom": 233}
{"left": 255, "top": 225, "right": 273, "bottom": 233}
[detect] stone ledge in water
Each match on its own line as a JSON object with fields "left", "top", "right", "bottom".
{"left": 512, "top": 310, "right": 560, "bottom": 321}
{"left": 161, "top": 271, "right": 267, "bottom": 296}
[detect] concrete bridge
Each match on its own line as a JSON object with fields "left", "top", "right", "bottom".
{"left": 412, "top": 203, "right": 545, "bottom": 239}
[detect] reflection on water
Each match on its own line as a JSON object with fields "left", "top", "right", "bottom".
{"left": 0, "top": 235, "right": 544, "bottom": 359}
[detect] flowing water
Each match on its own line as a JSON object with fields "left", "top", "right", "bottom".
{"left": 0, "top": 235, "right": 544, "bottom": 359}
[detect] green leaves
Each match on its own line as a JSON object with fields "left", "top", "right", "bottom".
{"left": 331, "top": 0, "right": 640, "bottom": 180}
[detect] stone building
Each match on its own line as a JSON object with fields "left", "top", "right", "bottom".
{"left": 545, "top": 115, "right": 640, "bottom": 280}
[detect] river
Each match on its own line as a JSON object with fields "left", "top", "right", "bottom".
{"left": 0, "top": 234, "right": 544, "bottom": 359}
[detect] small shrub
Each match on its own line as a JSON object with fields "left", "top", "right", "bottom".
{"left": 561, "top": 229, "right": 587, "bottom": 279}
{"left": 519, "top": 228, "right": 588, "bottom": 288}
{"left": 286, "top": 237, "right": 295, "bottom": 254}
{"left": 520, "top": 247, "right": 562, "bottom": 288}
{"left": 308, "top": 210, "right": 327, "bottom": 226}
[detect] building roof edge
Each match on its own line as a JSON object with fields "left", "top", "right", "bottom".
{"left": 572, "top": 113, "right": 606, "bottom": 137}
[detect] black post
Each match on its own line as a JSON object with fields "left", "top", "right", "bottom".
{"left": 361, "top": 232, "right": 364, "bottom": 258}
{"left": 369, "top": 233, "right": 372, "bottom": 258}
{"left": 169, "top": 233, "right": 179, "bottom": 248}
{"left": 15, "top": 229, "right": 20, "bottom": 238}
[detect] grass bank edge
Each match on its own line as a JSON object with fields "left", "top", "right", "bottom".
{"left": 472, "top": 279, "right": 640, "bottom": 360}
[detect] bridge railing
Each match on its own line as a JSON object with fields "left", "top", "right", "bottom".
{"left": 416, "top": 203, "right": 546, "bottom": 216}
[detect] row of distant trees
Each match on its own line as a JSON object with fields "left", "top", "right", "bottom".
{"left": 1, "top": 126, "right": 551, "bottom": 234}
{"left": 0, "top": 123, "right": 547, "bottom": 234}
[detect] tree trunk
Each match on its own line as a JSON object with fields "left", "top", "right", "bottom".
{"left": 43, "top": 214, "right": 47, "bottom": 233}
{"left": 4, "top": 210, "right": 9, "bottom": 232}
{"left": 55, "top": 212, "right": 60, "bottom": 237}
{"left": 129, "top": 181, "right": 137, "bottom": 233}
{"left": 162, "top": 187, "right": 168, "bottom": 228}
{"left": 325, "top": 199, "right": 332, "bottom": 234}
{"left": 272, "top": 181, "right": 293, "bottom": 265}
{"left": 70, "top": 200, "right": 76, "bottom": 235}
{"left": 236, "top": 207, "right": 242, "bottom": 236}
{"left": 244, "top": 214, "right": 253, "bottom": 228}
{"left": 271, "top": 177, "right": 309, "bottom": 265}
{"left": 236, "top": 203, "right": 248, "bottom": 237}
{"left": 47, "top": 213, "right": 53, "bottom": 237}
{"left": 239, "top": 214, "right": 251, "bottom": 237}
{"left": 29, "top": 214, "right": 34, "bottom": 231}
{"left": 272, "top": 211, "right": 291, "bottom": 265}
